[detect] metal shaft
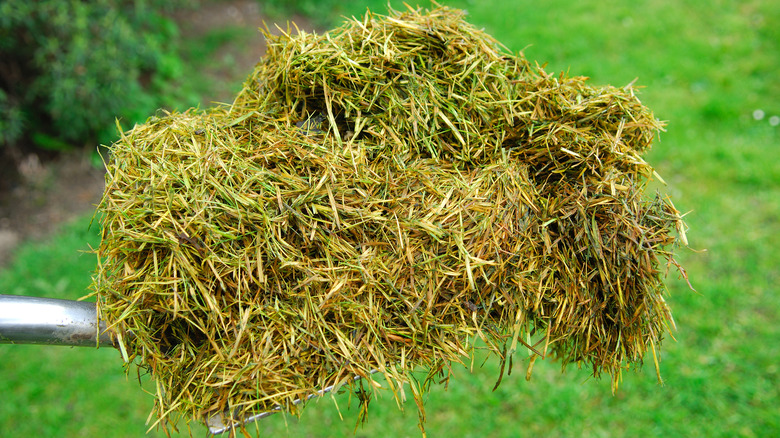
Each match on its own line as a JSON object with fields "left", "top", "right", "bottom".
{"left": 0, "top": 294, "right": 113, "bottom": 347}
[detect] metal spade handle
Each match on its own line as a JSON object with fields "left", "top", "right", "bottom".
{"left": 0, "top": 294, "right": 114, "bottom": 347}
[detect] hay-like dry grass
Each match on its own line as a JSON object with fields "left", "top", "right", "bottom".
{"left": 92, "top": 5, "right": 687, "bottom": 435}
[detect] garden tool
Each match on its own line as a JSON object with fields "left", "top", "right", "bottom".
{"left": 0, "top": 293, "right": 341, "bottom": 434}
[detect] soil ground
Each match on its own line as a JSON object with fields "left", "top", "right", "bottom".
{"left": 0, "top": 1, "right": 314, "bottom": 267}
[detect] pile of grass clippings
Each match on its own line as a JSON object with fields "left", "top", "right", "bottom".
{"left": 92, "top": 5, "right": 689, "bottom": 435}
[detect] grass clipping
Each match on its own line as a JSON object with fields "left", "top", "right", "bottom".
{"left": 93, "top": 5, "right": 689, "bottom": 433}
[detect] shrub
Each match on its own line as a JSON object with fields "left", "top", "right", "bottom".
{"left": 0, "top": 0, "right": 184, "bottom": 150}
{"left": 0, "top": 89, "right": 24, "bottom": 146}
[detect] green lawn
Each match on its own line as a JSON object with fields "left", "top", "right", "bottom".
{"left": 1, "top": 0, "right": 778, "bottom": 436}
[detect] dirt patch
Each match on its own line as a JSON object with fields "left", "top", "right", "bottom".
{"left": 0, "top": 150, "right": 105, "bottom": 266}
{"left": 0, "top": 1, "right": 316, "bottom": 268}
{"left": 174, "top": 1, "right": 317, "bottom": 105}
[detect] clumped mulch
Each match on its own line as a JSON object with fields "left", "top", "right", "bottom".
{"left": 93, "top": 6, "right": 688, "bottom": 434}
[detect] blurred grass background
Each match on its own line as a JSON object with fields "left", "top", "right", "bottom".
{"left": 1, "top": 0, "right": 778, "bottom": 436}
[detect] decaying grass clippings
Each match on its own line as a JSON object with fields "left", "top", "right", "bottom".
{"left": 92, "top": 5, "right": 689, "bottom": 435}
